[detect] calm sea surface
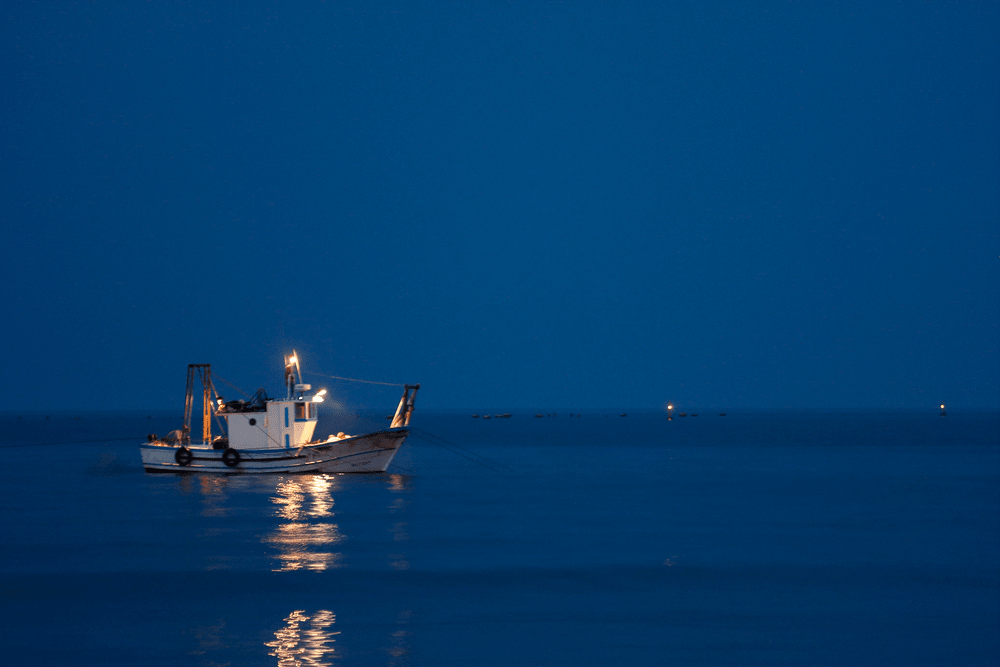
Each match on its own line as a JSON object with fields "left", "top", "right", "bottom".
{"left": 0, "top": 410, "right": 997, "bottom": 666}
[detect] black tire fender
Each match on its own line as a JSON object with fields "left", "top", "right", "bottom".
{"left": 175, "top": 447, "right": 193, "bottom": 466}
{"left": 222, "top": 447, "right": 241, "bottom": 468}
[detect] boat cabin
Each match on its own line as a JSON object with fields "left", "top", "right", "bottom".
{"left": 223, "top": 398, "right": 320, "bottom": 450}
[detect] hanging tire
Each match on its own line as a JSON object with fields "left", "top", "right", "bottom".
{"left": 222, "top": 447, "right": 241, "bottom": 468}
{"left": 175, "top": 447, "right": 193, "bottom": 466}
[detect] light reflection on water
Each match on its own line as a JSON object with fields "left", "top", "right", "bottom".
{"left": 263, "top": 609, "right": 412, "bottom": 667}
{"left": 188, "top": 619, "right": 227, "bottom": 656}
{"left": 272, "top": 476, "right": 338, "bottom": 520}
{"left": 177, "top": 474, "right": 233, "bottom": 517}
{"left": 165, "top": 471, "right": 419, "bottom": 663}
{"left": 386, "top": 474, "right": 409, "bottom": 492}
{"left": 386, "top": 609, "right": 413, "bottom": 667}
{"left": 175, "top": 472, "right": 412, "bottom": 573}
{"left": 265, "top": 609, "right": 340, "bottom": 666}
{"left": 266, "top": 476, "right": 344, "bottom": 572}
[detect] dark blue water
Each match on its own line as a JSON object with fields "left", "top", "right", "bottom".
{"left": 1, "top": 410, "right": 997, "bottom": 665}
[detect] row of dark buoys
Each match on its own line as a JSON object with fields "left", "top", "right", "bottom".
{"left": 468, "top": 408, "right": 950, "bottom": 419}
{"left": 466, "top": 406, "right": 947, "bottom": 422}
{"left": 468, "top": 412, "right": 726, "bottom": 419}
{"left": 667, "top": 410, "right": 724, "bottom": 420}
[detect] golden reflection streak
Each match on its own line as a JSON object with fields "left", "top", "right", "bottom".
{"left": 265, "top": 523, "right": 345, "bottom": 572}
{"left": 390, "top": 522, "right": 409, "bottom": 542}
{"left": 265, "top": 609, "right": 340, "bottom": 666}
{"left": 268, "top": 523, "right": 345, "bottom": 546}
{"left": 386, "top": 609, "right": 412, "bottom": 667}
{"left": 266, "top": 476, "right": 344, "bottom": 572}
{"left": 272, "top": 476, "right": 337, "bottom": 521}
{"left": 198, "top": 475, "right": 230, "bottom": 517}
{"left": 387, "top": 474, "right": 410, "bottom": 492}
{"left": 389, "top": 498, "right": 408, "bottom": 514}
{"left": 387, "top": 553, "right": 409, "bottom": 570}
{"left": 187, "top": 619, "right": 227, "bottom": 656}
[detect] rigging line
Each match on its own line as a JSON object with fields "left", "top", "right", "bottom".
{"left": 410, "top": 427, "right": 514, "bottom": 473}
{"left": 212, "top": 372, "right": 252, "bottom": 399}
{"left": 209, "top": 385, "right": 227, "bottom": 437}
{"left": 410, "top": 433, "right": 505, "bottom": 472}
{"left": 306, "top": 371, "right": 404, "bottom": 387}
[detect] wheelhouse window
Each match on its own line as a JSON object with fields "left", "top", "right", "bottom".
{"left": 295, "top": 402, "right": 306, "bottom": 420}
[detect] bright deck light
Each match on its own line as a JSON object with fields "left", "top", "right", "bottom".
{"left": 290, "top": 356, "right": 298, "bottom": 364}
{"left": 317, "top": 389, "right": 327, "bottom": 396}
{"left": 313, "top": 396, "right": 324, "bottom": 403}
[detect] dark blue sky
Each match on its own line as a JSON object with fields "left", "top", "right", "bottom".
{"left": 2, "top": 2, "right": 997, "bottom": 411}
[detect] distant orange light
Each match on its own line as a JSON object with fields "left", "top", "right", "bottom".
{"left": 940, "top": 404, "right": 945, "bottom": 409}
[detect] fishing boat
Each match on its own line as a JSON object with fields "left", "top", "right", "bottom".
{"left": 140, "top": 353, "right": 418, "bottom": 474}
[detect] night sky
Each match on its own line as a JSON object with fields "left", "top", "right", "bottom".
{"left": 2, "top": 2, "right": 997, "bottom": 412}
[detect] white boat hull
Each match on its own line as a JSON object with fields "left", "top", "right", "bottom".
{"left": 140, "top": 429, "right": 408, "bottom": 474}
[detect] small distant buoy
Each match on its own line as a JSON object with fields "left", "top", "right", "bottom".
{"left": 940, "top": 404, "right": 947, "bottom": 417}
{"left": 535, "top": 414, "right": 543, "bottom": 418}
{"left": 691, "top": 414, "right": 698, "bottom": 417}
{"left": 472, "top": 414, "right": 479, "bottom": 418}
{"left": 620, "top": 413, "right": 627, "bottom": 417}
{"left": 719, "top": 413, "right": 727, "bottom": 417}
{"left": 679, "top": 413, "right": 687, "bottom": 417}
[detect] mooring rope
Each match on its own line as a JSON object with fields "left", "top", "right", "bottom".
{"left": 306, "top": 370, "right": 404, "bottom": 387}
{"left": 409, "top": 427, "right": 514, "bottom": 473}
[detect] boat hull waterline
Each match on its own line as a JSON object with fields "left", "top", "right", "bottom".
{"left": 141, "top": 429, "right": 408, "bottom": 474}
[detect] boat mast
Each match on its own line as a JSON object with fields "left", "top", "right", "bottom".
{"left": 390, "top": 384, "right": 420, "bottom": 428}
{"left": 182, "top": 364, "right": 213, "bottom": 445}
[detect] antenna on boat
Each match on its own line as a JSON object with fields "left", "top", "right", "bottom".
{"left": 284, "top": 351, "right": 302, "bottom": 399}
